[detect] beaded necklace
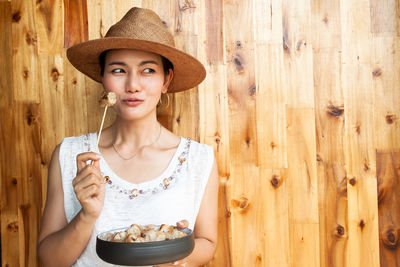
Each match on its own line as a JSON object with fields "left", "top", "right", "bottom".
{"left": 85, "top": 134, "right": 191, "bottom": 200}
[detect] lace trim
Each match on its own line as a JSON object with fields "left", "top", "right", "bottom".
{"left": 83, "top": 134, "right": 191, "bottom": 200}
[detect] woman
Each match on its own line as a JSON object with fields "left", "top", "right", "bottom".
{"left": 38, "top": 7, "right": 218, "bottom": 267}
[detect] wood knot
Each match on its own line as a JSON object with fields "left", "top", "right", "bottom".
{"left": 348, "top": 177, "right": 356, "bottom": 186}
{"left": 270, "top": 175, "right": 282, "bottom": 189}
{"left": 72, "top": 78, "right": 77, "bottom": 85}
{"left": 26, "top": 113, "right": 37, "bottom": 126}
{"left": 162, "top": 21, "right": 168, "bottom": 28}
{"left": 363, "top": 161, "right": 370, "bottom": 171}
{"left": 322, "top": 16, "right": 328, "bottom": 24}
{"left": 12, "top": 11, "right": 22, "bottom": 22}
{"left": 282, "top": 36, "right": 290, "bottom": 54}
{"left": 176, "top": 115, "right": 181, "bottom": 124}
{"left": 372, "top": 68, "right": 382, "bottom": 77}
{"left": 179, "top": 0, "right": 196, "bottom": 11}
{"left": 20, "top": 203, "right": 31, "bottom": 211}
{"left": 23, "top": 69, "right": 29, "bottom": 79}
{"left": 335, "top": 225, "right": 345, "bottom": 237}
{"left": 385, "top": 114, "right": 396, "bottom": 124}
{"left": 215, "top": 137, "right": 220, "bottom": 145}
{"left": 355, "top": 123, "right": 361, "bottom": 134}
{"left": 12, "top": 178, "right": 17, "bottom": 185}
{"left": 359, "top": 220, "right": 365, "bottom": 230}
{"left": 296, "top": 40, "right": 305, "bottom": 51}
{"left": 270, "top": 142, "right": 277, "bottom": 149}
{"left": 248, "top": 85, "right": 256, "bottom": 96}
{"left": 225, "top": 210, "right": 231, "bottom": 218}
{"left": 316, "top": 154, "right": 323, "bottom": 162}
{"left": 231, "top": 197, "right": 250, "bottom": 212}
{"left": 245, "top": 137, "right": 250, "bottom": 146}
{"left": 382, "top": 228, "right": 399, "bottom": 249}
{"left": 326, "top": 104, "right": 344, "bottom": 117}
{"left": 51, "top": 68, "right": 60, "bottom": 81}
{"left": 25, "top": 32, "right": 37, "bottom": 45}
{"left": 236, "top": 40, "right": 242, "bottom": 48}
{"left": 256, "top": 254, "right": 262, "bottom": 263}
{"left": 233, "top": 54, "right": 244, "bottom": 73}
{"left": 7, "top": 221, "right": 18, "bottom": 232}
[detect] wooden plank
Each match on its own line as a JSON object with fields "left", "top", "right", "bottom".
{"left": 372, "top": 37, "right": 400, "bottom": 151}
{"left": 15, "top": 103, "right": 42, "bottom": 267}
{"left": 286, "top": 108, "right": 320, "bottom": 267}
{"left": 310, "top": 0, "right": 348, "bottom": 266}
{"left": 253, "top": 0, "right": 290, "bottom": 258}
{"left": 0, "top": 106, "right": 20, "bottom": 267}
{"left": 282, "top": 0, "right": 315, "bottom": 108}
{"left": 312, "top": 50, "right": 348, "bottom": 267}
{"left": 38, "top": 54, "right": 65, "bottom": 207}
{"left": 370, "top": 0, "right": 398, "bottom": 35}
{"left": 224, "top": 0, "right": 260, "bottom": 266}
{"left": 376, "top": 152, "right": 400, "bottom": 267}
{"left": 282, "top": 0, "right": 320, "bottom": 266}
{"left": 170, "top": 0, "right": 200, "bottom": 140}
{"left": 0, "top": 1, "right": 13, "bottom": 108}
{"left": 36, "top": 0, "right": 63, "bottom": 55}
{"left": 340, "top": 1, "right": 380, "bottom": 266}
{"left": 63, "top": 49, "right": 89, "bottom": 137}
{"left": 253, "top": 0, "right": 282, "bottom": 45}
{"left": 199, "top": 64, "right": 231, "bottom": 267}
{"left": 204, "top": 0, "right": 223, "bottom": 65}
{"left": 64, "top": 0, "right": 88, "bottom": 48}
{"left": 257, "top": 168, "right": 290, "bottom": 267}
{"left": 254, "top": 44, "right": 287, "bottom": 169}
{"left": 11, "top": 0, "right": 39, "bottom": 103}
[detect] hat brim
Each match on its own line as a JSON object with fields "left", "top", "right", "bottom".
{"left": 66, "top": 37, "right": 206, "bottom": 93}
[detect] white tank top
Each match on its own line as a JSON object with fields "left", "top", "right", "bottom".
{"left": 59, "top": 133, "right": 214, "bottom": 267}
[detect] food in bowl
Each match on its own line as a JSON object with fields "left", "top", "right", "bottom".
{"left": 102, "top": 224, "right": 187, "bottom": 243}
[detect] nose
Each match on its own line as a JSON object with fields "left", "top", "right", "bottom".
{"left": 126, "top": 72, "right": 141, "bottom": 93}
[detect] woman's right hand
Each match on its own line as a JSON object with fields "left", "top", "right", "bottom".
{"left": 73, "top": 152, "right": 105, "bottom": 223}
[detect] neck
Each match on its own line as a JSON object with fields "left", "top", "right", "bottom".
{"left": 112, "top": 116, "right": 161, "bottom": 150}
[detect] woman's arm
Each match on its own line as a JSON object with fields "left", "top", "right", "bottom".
{"left": 158, "top": 159, "right": 219, "bottom": 267}
{"left": 37, "top": 146, "right": 105, "bottom": 267}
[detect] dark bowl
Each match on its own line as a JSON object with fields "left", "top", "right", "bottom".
{"left": 96, "top": 227, "right": 195, "bottom": 266}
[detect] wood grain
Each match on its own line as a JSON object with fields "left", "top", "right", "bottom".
{"left": 11, "top": 0, "right": 39, "bottom": 103}
{"left": 0, "top": 1, "right": 13, "bottom": 108}
{"left": 64, "top": 0, "right": 88, "bottom": 48}
{"left": 377, "top": 152, "right": 400, "bottom": 266}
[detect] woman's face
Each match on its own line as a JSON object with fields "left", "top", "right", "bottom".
{"left": 102, "top": 49, "right": 173, "bottom": 121}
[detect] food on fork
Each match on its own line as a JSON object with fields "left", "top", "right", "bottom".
{"left": 105, "top": 224, "right": 187, "bottom": 243}
{"left": 97, "top": 92, "right": 117, "bottom": 147}
{"left": 99, "top": 92, "right": 117, "bottom": 107}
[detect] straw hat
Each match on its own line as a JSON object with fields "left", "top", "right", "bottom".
{"left": 67, "top": 7, "right": 206, "bottom": 93}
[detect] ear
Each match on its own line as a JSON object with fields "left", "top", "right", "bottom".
{"left": 162, "top": 69, "right": 174, "bottom": 94}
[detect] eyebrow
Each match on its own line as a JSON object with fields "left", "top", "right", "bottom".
{"left": 107, "top": 60, "right": 160, "bottom": 67}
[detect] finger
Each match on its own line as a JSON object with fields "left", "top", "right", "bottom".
{"left": 76, "top": 152, "right": 101, "bottom": 172}
{"left": 73, "top": 164, "right": 102, "bottom": 187}
{"left": 176, "top": 220, "right": 189, "bottom": 229}
{"left": 76, "top": 184, "right": 100, "bottom": 202}
{"left": 74, "top": 174, "right": 102, "bottom": 193}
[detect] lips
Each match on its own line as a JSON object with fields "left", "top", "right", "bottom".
{"left": 122, "top": 98, "right": 144, "bottom": 107}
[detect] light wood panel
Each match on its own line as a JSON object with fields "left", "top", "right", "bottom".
{"left": 0, "top": 0, "right": 399, "bottom": 266}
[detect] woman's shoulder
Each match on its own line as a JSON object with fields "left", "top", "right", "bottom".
{"left": 59, "top": 132, "right": 96, "bottom": 153}
{"left": 185, "top": 137, "right": 214, "bottom": 161}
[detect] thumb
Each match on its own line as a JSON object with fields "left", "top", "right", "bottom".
{"left": 92, "top": 158, "right": 101, "bottom": 170}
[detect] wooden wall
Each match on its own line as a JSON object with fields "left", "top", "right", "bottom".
{"left": 0, "top": 0, "right": 399, "bottom": 266}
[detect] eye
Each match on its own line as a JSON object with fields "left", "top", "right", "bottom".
{"left": 143, "top": 68, "right": 155, "bottom": 74}
{"left": 111, "top": 68, "right": 125, "bottom": 73}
